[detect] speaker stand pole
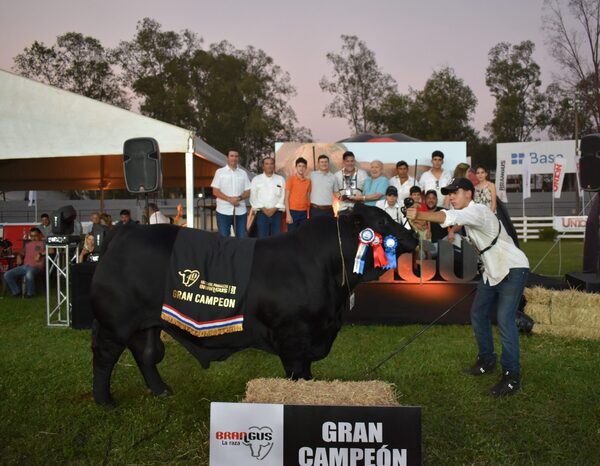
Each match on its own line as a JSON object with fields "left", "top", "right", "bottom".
{"left": 144, "top": 193, "right": 149, "bottom": 224}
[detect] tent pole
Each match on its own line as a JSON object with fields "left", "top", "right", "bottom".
{"left": 100, "top": 156, "right": 105, "bottom": 213}
{"left": 185, "top": 136, "right": 195, "bottom": 228}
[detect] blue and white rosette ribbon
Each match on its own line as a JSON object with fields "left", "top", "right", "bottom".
{"left": 353, "top": 228, "right": 375, "bottom": 274}
{"left": 383, "top": 235, "right": 398, "bottom": 270}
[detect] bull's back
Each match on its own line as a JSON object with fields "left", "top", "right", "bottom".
{"left": 91, "top": 224, "right": 180, "bottom": 339}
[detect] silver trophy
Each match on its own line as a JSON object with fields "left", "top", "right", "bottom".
{"left": 343, "top": 175, "right": 353, "bottom": 199}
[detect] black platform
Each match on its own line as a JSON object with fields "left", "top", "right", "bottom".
{"left": 71, "top": 262, "right": 96, "bottom": 329}
{"left": 346, "top": 282, "right": 478, "bottom": 325}
{"left": 565, "top": 272, "right": 600, "bottom": 293}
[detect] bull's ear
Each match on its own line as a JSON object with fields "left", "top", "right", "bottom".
{"left": 349, "top": 204, "right": 366, "bottom": 229}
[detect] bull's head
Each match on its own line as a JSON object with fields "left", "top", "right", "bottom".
{"left": 343, "top": 203, "right": 418, "bottom": 257}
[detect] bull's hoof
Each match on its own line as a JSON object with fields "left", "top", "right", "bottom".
{"left": 95, "top": 397, "right": 117, "bottom": 409}
{"left": 149, "top": 385, "right": 173, "bottom": 398}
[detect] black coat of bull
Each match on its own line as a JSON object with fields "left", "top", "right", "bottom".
{"left": 91, "top": 204, "right": 417, "bottom": 406}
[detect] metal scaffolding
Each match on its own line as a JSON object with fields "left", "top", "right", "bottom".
{"left": 45, "top": 243, "right": 78, "bottom": 327}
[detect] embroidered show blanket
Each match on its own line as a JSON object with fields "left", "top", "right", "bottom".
{"left": 162, "top": 228, "right": 256, "bottom": 337}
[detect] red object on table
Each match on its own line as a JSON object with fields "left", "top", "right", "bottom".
{"left": 1, "top": 224, "right": 37, "bottom": 254}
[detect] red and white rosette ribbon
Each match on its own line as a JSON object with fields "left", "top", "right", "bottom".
{"left": 371, "top": 232, "right": 389, "bottom": 268}
{"left": 353, "top": 228, "right": 375, "bottom": 274}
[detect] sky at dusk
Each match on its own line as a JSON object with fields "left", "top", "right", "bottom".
{"left": 0, "top": 0, "right": 562, "bottom": 143}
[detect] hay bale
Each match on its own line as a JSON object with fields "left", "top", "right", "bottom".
{"left": 244, "top": 378, "right": 399, "bottom": 406}
{"left": 524, "top": 287, "right": 553, "bottom": 325}
{"left": 524, "top": 287, "right": 600, "bottom": 340}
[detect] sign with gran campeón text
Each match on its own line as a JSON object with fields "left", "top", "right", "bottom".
{"left": 210, "top": 402, "right": 421, "bottom": 466}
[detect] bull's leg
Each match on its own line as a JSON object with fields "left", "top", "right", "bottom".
{"left": 275, "top": 323, "right": 314, "bottom": 380}
{"left": 92, "top": 322, "right": 126, "bottom": 408}
{"left": 280, "top": 357, "right": 313, "bottom": 380}
{"left": 128, "top": 327, "right": 172, "bottom": 397}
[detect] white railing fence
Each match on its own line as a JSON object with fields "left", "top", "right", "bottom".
{"left": 512, "top": 217, "right": 585, "bottom": 242}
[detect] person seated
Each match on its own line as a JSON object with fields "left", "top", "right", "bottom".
{"left": 88, "top": 212, "right": 101, "bottom": 234}
{"left": 173, "top": 204, "right": 187, "bottom": 227}
{"left": 147, "top": 203, "right": 170, "bottom": 224}
{"left": 39, "top": 213, "right": 52, "bottom": 238}
{"left": 100, "top": 213, "right": 114, "bottom": 230}
{"left": 3, "top": 227, "right": 45, "bottom": 298}
{"left": 116, "top": 209, "right": 137, "bottom": 226}
{"left": 78, "top": 234, "right": 96, "bottom": 263}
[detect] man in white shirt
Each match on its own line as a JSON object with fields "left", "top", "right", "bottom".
{"left": 249, "top": 157, "right": 285, "bottom": 237}
{"left": 334, "top": 151, "right": 368, "bottom": 212}
{"left": 407, "top": 178, "right": 529, "bottom": 397}
{"left": 418, "top": 150, "right": 453, "bottom": 207}
{"left": 389, "top": 160, "right": 416, "bottom": 203}
{"left": 211, "top": 149, "right": 251, "bottom": 237}
{"left": 148, "top": 203, "right": 170, "bottom": 224}
{"left": 309, "top": 154, "right": 336, "bottom": 218}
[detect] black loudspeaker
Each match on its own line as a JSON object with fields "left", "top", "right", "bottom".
{"left": 71, "top": 262, "right": 96, "bottom": 329}
{"left": 91, "top": 224, "right": 107, "bottom": 250}
{"left": 579, "top": 134, "right": 600, "bottom": 191}
{"left": 123, "top": 137, "right": 162, "bottom": 193}
{"left": 51, "top": 205, "right": 77, "bottom": 234}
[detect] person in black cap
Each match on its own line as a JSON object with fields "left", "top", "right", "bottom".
{"left": 375, "top": 186, "right": 408, "bottom": 226}
{"left": 406, "top": 177, "right": 529, "bottom": 397}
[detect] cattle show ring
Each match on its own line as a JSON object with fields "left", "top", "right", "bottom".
{"left": 2, "top": 73, "right": 600, "bottom": 465}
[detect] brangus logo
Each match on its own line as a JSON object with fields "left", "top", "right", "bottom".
{"left": 243, "top": 426, "right": 274, "bottom": 460}
{"left": 216, "top": 426, "right": 275, "bottom": 461}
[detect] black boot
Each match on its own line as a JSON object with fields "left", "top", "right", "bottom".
{"left": 489, "top": 370, "right": 521, "bottom": 397}
{"left": 463, "top": 356, "right": 496, "bottom": 376}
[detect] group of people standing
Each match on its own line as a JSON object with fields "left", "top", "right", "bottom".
{"left": 210, "top": 148, "right": 499, "bottom": 239}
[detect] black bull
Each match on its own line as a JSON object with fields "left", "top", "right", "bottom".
{"left": 91, "top": 204, "right": 417, "bottom": 406}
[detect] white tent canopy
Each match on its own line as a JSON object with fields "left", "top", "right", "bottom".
{"left": 0, "top": 68, "right": 228, "bottom": 225}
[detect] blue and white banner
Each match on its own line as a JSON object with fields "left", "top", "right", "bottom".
{"left": 496, "top": 140, "right": 576, "bottom": 202}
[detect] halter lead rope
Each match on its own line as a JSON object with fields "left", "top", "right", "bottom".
{"left": 336, "top": 216, "right": 352, "bottom": 295}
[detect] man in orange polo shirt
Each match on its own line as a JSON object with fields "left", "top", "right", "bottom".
{"left": 285, "top": 157, "right": 311, "bottom": 232}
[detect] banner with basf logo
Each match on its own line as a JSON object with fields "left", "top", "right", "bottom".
{"left": 210, "top": 402, "right": 422, "bottom": 465}
{"left": 495, "top": 140, "right": 576, "bottom": 201}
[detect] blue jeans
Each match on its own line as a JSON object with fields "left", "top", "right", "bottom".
{"left": 470, "top": 267, "right": 529, "bottom": 373}
{"left": 287, "top": 210, "right": 307, "bottom": 232}
{"left": 216, "top": 212, "right": 247, "bottom": 238}
{"left": 3, "top": 265, "right": 42, "bottom": 296}
{"left": 256, "top": 211, "right": 282, "bottom": 237}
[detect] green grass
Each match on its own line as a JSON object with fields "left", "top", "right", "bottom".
{"left": 520, "top": 239, "right": 584, "bottom": 277}
{"left": 1, "top": 295, "right": 600, "bottom": 465}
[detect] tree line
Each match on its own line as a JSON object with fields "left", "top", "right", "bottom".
{"left": 12, "top": 1, "right": 600, "bottom": 168}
